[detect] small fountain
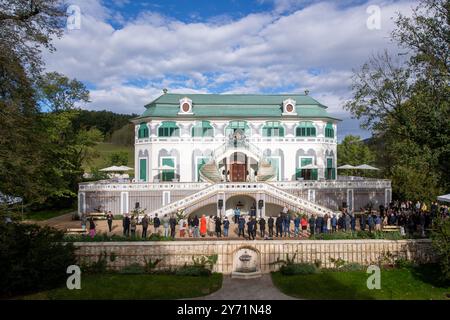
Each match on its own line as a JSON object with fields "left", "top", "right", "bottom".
{"left": 231, "top": 247, "right": 262, "bottom": 279}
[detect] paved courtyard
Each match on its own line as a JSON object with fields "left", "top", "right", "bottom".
{"left": 190, "top": 274, "right": 297, "bottom": 300}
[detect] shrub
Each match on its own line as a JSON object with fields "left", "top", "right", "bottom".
{"left": 0, "top": 222, "right": 76, "bottom": 297}
{"left": 81, "top": 251, "right": 108, "bottom": 274}
{"left": 175, "top": 265, "right": 211, "bottom": 277}
{"left": 430, "top": 217, "right": 450, "bottom": 281}
{"left": 119, "top": 263, "right": 145, "bottom": 274}
{"left": 280, "top": 263, "right": 319, "bottom": 275}
{"left": 143, "top": 257, "right": 162, "bottom": 273}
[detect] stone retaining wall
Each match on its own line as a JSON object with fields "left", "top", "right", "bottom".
{"left": 74, "top": 239, "right": 435, "bottom": 274}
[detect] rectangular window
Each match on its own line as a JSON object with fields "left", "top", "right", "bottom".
{"left": 161, "top": 157, "right": 175, "bottom": 181}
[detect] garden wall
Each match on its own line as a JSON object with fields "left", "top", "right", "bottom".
{"left": 74, "top": 239, "right": 435, "bottom": 274}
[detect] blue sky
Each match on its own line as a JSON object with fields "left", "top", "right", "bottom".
{"left": 45, "top": 0, "right": 417, "bottom": 140}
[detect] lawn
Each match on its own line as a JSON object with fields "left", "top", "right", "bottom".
{"left": 22, "top": 273, "right": 222, "bottom": 300}
{"left": 24, "top": 207, "right": 76, "bottom": 221}
{"left": 272, "top": 265, "right": 450, "bottom": 300}
{"left": 84, "top": 142, "right": 134, "bottom": 172}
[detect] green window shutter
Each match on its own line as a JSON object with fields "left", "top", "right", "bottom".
{"left": 138, "top": 123, "right": 149, "bottom": 138}
{"left": 139, "top": 159, "right": 147, "bottom": 181}
{"left": 332, "top": 169, "right": 336, "bottom": 179}
{"left": 325, "top": 123, "right": 334, "bottom": 138}
{"left": 301, "top": 158, "right": 312, "bottom": 167}
{"left": 162, "top": 158, "right": 175, "bottom": 181}
{"left": 159, "top": 121, "right": 179, "bottom": 137}
{"left": 296, "top": 122, "right": 315, "bottom": 137}
{"left": 327, "top": 158, "right": 333, "bottom": 168}
{"left": 312, "top": 169, "right": 318, "bottom": 180}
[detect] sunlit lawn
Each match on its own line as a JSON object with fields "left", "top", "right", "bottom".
{"left": 272, "top": 265, "right": 450, "bottom": 300}
{"left": 22, "top": 273, "right": 222, "bottom": 300}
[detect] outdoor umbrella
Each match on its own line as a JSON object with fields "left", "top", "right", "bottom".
{"left": 337, "top": 164, "right": 357, "bottom": 169}
{"left": 117, "top": 165, "right": 133, "bottom": 171}
{"left": 100, "top": 165, "right": 123, "bottom": 172}
{"left": 354, "top": 164, "right": 380, "bottom": 170}
{"left": 437, "top": 194, "right": 450, "bottom": 203}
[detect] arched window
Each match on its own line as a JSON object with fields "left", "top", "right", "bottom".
{"left": 225, "top": 120, "right": 250, "bottom": 136}
{"left": 158, "top": 121, "right": 179, "bottom": 137}
{"left": 138, "top": 122, "right": 149, "bottom": 138}
{"left": 325, "top": 122, "right": 334, "bottom": 138}
{"left": 192, "top": 120, "right": 214, "bottom": 137}
{"left": 296, "top": 121, "right": 316, "bottom": 137}
{"left": 262, "top": 121, "right": 285, "bottom": 137}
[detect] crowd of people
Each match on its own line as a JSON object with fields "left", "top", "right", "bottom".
{"left": 80, "top": 200, "right": 449, "bottom": 240}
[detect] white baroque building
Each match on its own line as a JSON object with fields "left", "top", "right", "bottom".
{"left": 78, "top": 93, "right": 391, "bottom": 218}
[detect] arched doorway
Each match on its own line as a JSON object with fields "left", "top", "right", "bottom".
{"left": 225, "top": 194, "right": 256, "bottom": 218}
{"left": 218, "top": 152, "right": 259, "bottom": 182}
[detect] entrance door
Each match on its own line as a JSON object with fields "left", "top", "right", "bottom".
{"left": 231, "top": 163, "right": 246, "bottom": 182}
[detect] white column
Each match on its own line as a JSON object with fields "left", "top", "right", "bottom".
{"left": 120, "top": 191, "right": 129, "bottom": 215}
{"left": 78, "top": 192, "right": 85, "bottom": 216}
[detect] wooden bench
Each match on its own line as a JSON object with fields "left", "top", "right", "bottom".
{"left": 65, "top": 228, "right": 88, "bottom": 235}
{"left": 382, "top": 225, "right": 401, "bottom": 232}
{"left": 87, "top": 212, "right": 106, "bottom": 220}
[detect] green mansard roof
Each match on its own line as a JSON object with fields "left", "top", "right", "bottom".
{"left": 137, "top": 93, "right": 340, "bottom": 121}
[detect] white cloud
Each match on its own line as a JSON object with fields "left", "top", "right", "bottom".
{"left": 45, "top": 0, "right": 417, "bottom": 119}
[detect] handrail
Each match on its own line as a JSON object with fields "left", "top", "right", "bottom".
{"left": 148, "top": 182, "right": 336, "bottom": 218}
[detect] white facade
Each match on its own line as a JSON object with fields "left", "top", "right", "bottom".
{"left": 134, "top": 118, "right": 337, "bottom": 183}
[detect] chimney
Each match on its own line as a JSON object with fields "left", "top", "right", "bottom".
{"left": 162, "top": 88, "right": 168, "bottom": 94}
{"left": 304, "top": 89, "right": 309, "bottom": 95}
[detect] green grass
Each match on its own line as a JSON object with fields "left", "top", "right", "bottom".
{"left": 272, "top": 265, "right": 450, "bottom": 300}
{"left": 84, "top": 142, "right": 134, "bottom": 172}
{"left": 24, "top": 207, "right": 76, "bottom": 221}
{"left": 21, "top": 273, "right": 222, "bottom": 300}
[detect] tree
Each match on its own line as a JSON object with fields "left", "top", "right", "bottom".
{"left": 344, "top": 0, "right": 450, "bottom": 200}
{"left": 36, "top": 72, "right": 90, "bottom": 111}
{"left": 109, "top": 151, "right": 129, "bottom": 166}
{"left": 337, "top": 135, "right": 376, "bottom": 176}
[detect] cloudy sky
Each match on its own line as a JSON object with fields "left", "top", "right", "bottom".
{"left": 44, "top": 0, "right": 418, "bottom": 139}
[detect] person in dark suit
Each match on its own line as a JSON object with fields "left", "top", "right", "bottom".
{"left": 123, "top": 214, "right": 130, "bottom": 237}
{"left": 247, "top": 217, "right": 255, "bottom": 240}
{"left": 276, "top": 213, "right": 283, "bottom": 237}
{"left": 268, "top": 216, "right": 274, "bottom": 237}
{"left": 259, "top": 217, "right": 266, "bottom": 238}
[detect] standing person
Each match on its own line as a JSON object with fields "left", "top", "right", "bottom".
{"left": 162, "top": 214, "right": 170, "bottom": 237}
{"left": 89, "top": 217, "right": 96, "bottom": 238}
{"left": 367, "top": 214, "right": 374, "bottom": 233}
{"left": 81, "top": 214, "right": 87, "bottom": 235}
{"left": 276, "top": 213, "right": 283, "bottom": 237}
{"left": 301, "top": 215, "right": 308, "bottom": 236}
{"left": 323, "top": 214, "right": 329, "bottom": 234}
{"left": 316, "top": 215, "right": 323, "bottom": 234}
{"left": 106, "top": 211, "right": 113, "bottom": 233}
{"left": 179, "top": 217, "right": 186, "bottom": 238}
{"left": 130, "top": 215, "right": 137, "bottom": 237}
{"left": 141, "top": 214, "right": 149, "bottom": 238}
{"left": 350, "top": 214, "right": 356, "bottom": 232}
{"left": 283, "top": 213, "right": 291, "bottom": 237}
{"left": 259, "top": 217, "right": 266, "bottom": 238}
{"left": 247, "top": 218, "right": 255, "bottom": 240}
{"left": 208, "top": 215, "right": 215, "bottom": 237}
{"left": 123, "top": 214, "right": 130, "bottom": 237}
{"left": 359, "top": 211, "right": 366, "bottom": 231}
{"left": 169, "top": 214, "right": 177, "bottom": 239}
{"left": 375, "top": 215, "right": 382, "bottom": 231}
{"left": 153, "top": 213, "right": 161, "bottom": 235}
{"left": 193, "top": 215, "right": 200, "bottom": 238}
{"left": 223, "top": 216, "right": 230, "bottom": 237}
{"left": 234, "top": 206, "right": 241, "bottom": 224}
{"left": 308, "top": 215, "right": 316, "bottom": 236}
{"left": 345, "top": 213, "right": 351, "bottom": 232}
{"left": 187, "top": 216, "right": 194, "bottom": 237}
{"left": 200, "top": 214, "right": 207, "bottom": 237}
{"left": 331, "top": 214, "right": 337, "bottom": 233}
{"left": 215, "top": 216, "right": 222, "bottom": 237}
{"left": 238, "top": 215, "right": 245, "bottom": 237}
{"left": 294, "top": 215, "right": 300, "bottom": 237}
{"left": 268, "top": 216, "right": 274, "bottom": 238}
{"left": 420, "top": 212, "right": 426, "bottom": 237}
